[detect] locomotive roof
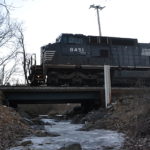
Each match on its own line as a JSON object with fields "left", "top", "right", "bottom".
{"left": 60, "top": 33, "right": 137, "bottom": 41}
{"left": 56, "top": 33, "right": 138, "bottom": 46}
{"left": 41, "top": 33, "right": 138, "bottom": 49}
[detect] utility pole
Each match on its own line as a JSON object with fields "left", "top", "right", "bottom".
{"left": 90, "top": 4, "right": 105, "bottom": 36}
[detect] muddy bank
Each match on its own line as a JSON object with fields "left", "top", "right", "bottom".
{"left": 0, "top": 105, "right": 32, "bottom": 150}
{"left": 0, "top": 91, "right": 32, "bottom": 150}
{"left": 69, "top": 95, "right": 150, "bottom": 149}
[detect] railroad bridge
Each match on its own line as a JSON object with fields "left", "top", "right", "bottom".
{"left": 0, "top": 86, "right": 149, "bottom": 108}
{"left": 0, "top": 86, "right": 104, "bottom": 108}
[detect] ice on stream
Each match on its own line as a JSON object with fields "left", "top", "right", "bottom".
{"left": 9, "top": 118, "right": 124, "bottom": 150}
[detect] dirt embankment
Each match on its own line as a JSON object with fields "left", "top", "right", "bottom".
{"left": 0, "top": 105, "right": 32, "bottom": 150}
{"left": 0, "top": 91, "right": 31, "bottom": 150}
{"left": 70, "top": 95, "right": 150, "bottom": 150}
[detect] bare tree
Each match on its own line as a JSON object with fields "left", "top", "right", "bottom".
{"left": 0, "top": 58, "right": 19, "bottom": 85}
{"left": 0, "top": 1, "right": 32, "bottom": 85}
{"left": 15, "top": 25, "right": 30, "bottom": 85}
{"left": 0, "top": 0, "right": 15, "bottom": 47}
{"left": 0, "top": 1, "right": 25, "bottom": 85}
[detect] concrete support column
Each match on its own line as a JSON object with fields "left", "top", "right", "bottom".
{"left": 104, "top": 65, "right": 111, "bottom": 108}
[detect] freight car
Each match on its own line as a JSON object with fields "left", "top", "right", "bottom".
{"left": 28, "top": 33, "right": 150, "bottom": 87}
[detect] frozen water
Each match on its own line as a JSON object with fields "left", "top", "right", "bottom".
{"left": 9, "top": 119, "right": 124, "bottom": 150}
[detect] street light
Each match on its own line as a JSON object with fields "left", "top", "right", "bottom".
{"left": 90, "top": 4, "right": 105, "bottom": 36}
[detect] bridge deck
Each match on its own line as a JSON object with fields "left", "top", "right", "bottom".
{"left": 0, "top": 86, "right": 103, "bottom": 92}
{"left": 0, "top": 86, "right": 149, "bottom": 107}
{"left": 0, "top": 87, "right": 104, "bottom": 106}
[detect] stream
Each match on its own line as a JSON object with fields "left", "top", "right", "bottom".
{"left": 9, "top": 117, "right": 125, "bottom": 150}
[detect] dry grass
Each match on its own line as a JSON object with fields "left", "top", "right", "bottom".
{"left": 0, "top": 105, "right": 30, "bottom": 150}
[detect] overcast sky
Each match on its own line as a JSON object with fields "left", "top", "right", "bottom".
{"left": 8, "top": 0, "right": 150, "bottom": 64}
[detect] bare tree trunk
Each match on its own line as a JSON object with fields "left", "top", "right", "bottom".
{"left": 17, "top": 26, "right": 29, "bottom": 85}
{"left": 1, "top": 64, "right": 5, "bottom": 85}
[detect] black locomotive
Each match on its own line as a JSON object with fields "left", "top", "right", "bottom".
{"left": 28, "top": 33, "right": 150, "bottom": 87}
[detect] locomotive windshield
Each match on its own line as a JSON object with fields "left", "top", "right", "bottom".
{"left": 68, "top": 36, "right": 83, "bottom": 44}
{"left": 56, "top": 34, "right": 84, "bottom": 44}
{"left": 56, "top": 34, "right": 67, "bottom": 43}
